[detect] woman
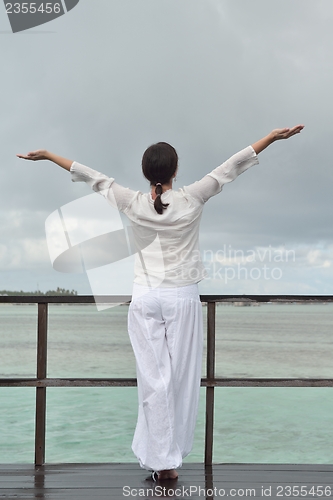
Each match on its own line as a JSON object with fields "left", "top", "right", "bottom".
{"left": 18, "top": 125, "right": 304, "bottom": 479}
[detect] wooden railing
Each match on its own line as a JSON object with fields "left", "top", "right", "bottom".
{"left": 0, "top": 294, "right": 333, "bottom": 466}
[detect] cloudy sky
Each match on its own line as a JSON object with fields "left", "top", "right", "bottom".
{"left": 0, "top": 0, "right": 332, "bottom": 296}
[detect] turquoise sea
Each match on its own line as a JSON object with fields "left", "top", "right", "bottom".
{"left": 0, "top": 303, "right": 333, "bottom": 464}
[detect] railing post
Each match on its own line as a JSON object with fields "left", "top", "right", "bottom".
{"left": 205, "top": 301, "right": 216, "bottom": 466}
{"left": 35, "top": 302, "right": 48, "bottom": 466}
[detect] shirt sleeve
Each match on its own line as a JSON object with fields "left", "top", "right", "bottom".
{"left": 70, "top": 161, "right": 136, "bottom": 212}
{"left": 183, "top": 145, "right": 259, "bottom": 203}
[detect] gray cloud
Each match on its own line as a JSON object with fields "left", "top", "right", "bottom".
{"left": 0, "top": 0, "right": 332, "bottom": 292}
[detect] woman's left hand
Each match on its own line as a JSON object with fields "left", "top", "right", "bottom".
{"left": 17, "top": 149, "right": 49, "bottom": 161}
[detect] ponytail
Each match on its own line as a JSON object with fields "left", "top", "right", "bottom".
{"left": 154, "top": 182, "right": 169, "bottom": 215}
{"left": 142, "top": 142, "right": 178, "bottom": 215}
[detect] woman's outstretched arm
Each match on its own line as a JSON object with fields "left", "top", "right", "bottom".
{"left": 17, "top": 150, "right": 73, "bottom": 171}
{"left": 17, "top": 149, "right": 137, "bottom": 212}
{"left": 17, "top": 125, "right": 304, "bottom": 167}
{"left": 251, "top": 125, "right": 304, "bottom": 155}
{"left": 184, "top": 124, "right": 305, "bottom": 203}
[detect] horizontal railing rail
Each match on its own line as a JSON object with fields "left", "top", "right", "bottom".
{"left": 0, "top": 294, "right": 332, "bottom": 466}
{"left": 1, "top": 294, "right": 333, "bottom": 303}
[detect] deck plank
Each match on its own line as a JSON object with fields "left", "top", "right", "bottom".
{"left": 0, "top": 463, "right": 332, "bottom": 500}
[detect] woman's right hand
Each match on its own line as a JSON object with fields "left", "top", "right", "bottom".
{"left": 17, "top": 149, "right": 49, "bottom": 161}
{"left": 252, "top": 125, "right": 304, "bottom": 154}
{"left": 271, "top": 125, "right": 304, "bottom": 141}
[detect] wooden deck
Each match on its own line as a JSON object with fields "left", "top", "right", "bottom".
{"left": 0, "top": 463, "right": 332, "bottom": 499}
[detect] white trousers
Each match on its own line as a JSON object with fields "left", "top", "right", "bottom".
{"left": 128, "top": 283, "right": 204, "bottom": 471}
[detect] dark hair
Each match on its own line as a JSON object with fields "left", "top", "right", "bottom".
{"left": 142, "top": 142, "right": 178, "bottom": 214}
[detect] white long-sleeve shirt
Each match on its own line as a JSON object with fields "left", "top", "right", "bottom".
{"left": 70, "top": 145, "right": 259, "bottom": 287}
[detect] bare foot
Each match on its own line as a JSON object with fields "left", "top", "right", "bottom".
{"left": 157, "top": 469, "right": 178, "bottom": 480}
